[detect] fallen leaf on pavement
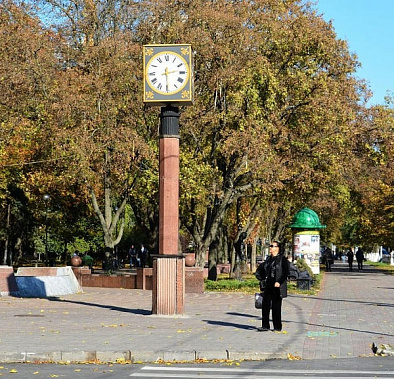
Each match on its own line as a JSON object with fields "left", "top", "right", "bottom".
{"left": 287, "top": 353, "right": 301, "bottom": 360}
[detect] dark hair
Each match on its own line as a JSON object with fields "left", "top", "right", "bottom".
{"left": 272, "top": 240, "right": 283, "bottom": 254}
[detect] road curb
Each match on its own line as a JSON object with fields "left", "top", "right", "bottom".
{"left": 0, "top": 349, "right": 289, "bottom": 364}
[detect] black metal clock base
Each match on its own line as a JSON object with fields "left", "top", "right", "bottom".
{"left": 159, "top": 106, "right": 180, "bottom": 138}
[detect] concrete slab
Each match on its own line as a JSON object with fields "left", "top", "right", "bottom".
{"left": 61, "top": 351, "right": 97, "bottom": 363}
{"left": 14, "top": 266, "right": 82, "bottom": 297}
{"left": 24, "top": 351, "right": 62, "bottom": 363}
{"left": 96, "top": 351, "right": 131, "bottom": 363}
{"left": 162, "top": 350, "right": 196, "bottom": 362}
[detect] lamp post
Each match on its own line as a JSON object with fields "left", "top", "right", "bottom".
{"left": 114, "top": 206, "right": 118, "bottom": 269}
{"left": 43, "top": 194, "right": 50, "bottom": 266}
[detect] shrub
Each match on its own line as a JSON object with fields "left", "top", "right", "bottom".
{"left": 295, "top": 258, "right": 314, "bottom": 277}
{"left": 204, "top": 275, "right": 259, "bottom": 293}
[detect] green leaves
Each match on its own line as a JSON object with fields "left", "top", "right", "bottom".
{"left": 0, "top": 0, "right": 391, "bottom": 267}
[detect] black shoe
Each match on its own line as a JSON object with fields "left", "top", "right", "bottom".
{"left": 273, "top": 328, "right": 282, "bottom": 332}
{"left": 257, "top": 327, "right": 269, "bottom": 332}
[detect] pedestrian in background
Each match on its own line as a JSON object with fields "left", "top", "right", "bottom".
{"left": 128, "top": 245, "right": 137, "bottom": 268}
{"left": 323, "top": 247, "right": 333, "bottom": 272}
{"left": 139, "top": 244, "right": 148, "bottom": 268}
{"left": 255, "top": 240, "right": 289, "bottom": 332}
{"left": 356, "top": 247, "right": 365, "bottom": 271}
{"left": 347, "top": 248, "right": 354, "bottom": 271}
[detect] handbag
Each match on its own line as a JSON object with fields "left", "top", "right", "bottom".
{"left": 254, "top": 292, "right": 263, "bottom": 309}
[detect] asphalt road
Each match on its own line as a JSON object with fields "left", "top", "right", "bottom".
{"left": 1, "top": 356, "right": 393, "bottom": 378}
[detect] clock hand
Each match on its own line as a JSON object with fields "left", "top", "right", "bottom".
{"left": 161, "top": 67, "right": 177, "bottom": 92}
{"left": 163, "top": 67, "right": 170, "bottom": 92}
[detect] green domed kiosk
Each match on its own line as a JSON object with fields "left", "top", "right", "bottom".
{"left": 290, "top": 208, "right": 326, "bottom": 274}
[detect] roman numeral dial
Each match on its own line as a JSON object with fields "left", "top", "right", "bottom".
{"left": 146, "top": 52, "right": 189, "bottom": 95}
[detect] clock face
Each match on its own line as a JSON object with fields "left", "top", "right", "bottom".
{"left": 146, "top": 52, "right": 189, "bottom": 95}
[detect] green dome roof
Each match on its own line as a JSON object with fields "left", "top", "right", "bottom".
{"left": 289, "top": 207, "right": 326, "bottom": 229}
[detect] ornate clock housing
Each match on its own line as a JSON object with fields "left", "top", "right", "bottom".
{"left": 143, "top": 44, "right": 194, "bottom": 106}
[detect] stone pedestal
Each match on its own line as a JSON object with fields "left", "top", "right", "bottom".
{"left": 0, "top": 265, "right": 19, "bottom": 296}
{"left": 153, "top": 106, "right": 185, "bottom": 315}
{"left": 152, "top": 255, "right": 184, "bottom": 315}
{"left": 185, "top": 267, "right": 204, "bottom": 293}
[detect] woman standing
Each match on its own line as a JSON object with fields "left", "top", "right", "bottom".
{"left": 255, "top": 241, "right": 289, "bottom": 332}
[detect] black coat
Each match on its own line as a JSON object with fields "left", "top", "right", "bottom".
{"left": 347, "top": 251, "right": 354, "bottom": 262}
{"left": 356, "top": 249, "right": 364, "bottom": 262}
{"left": 255, "top": 253, "right": 289, "bottom": 298}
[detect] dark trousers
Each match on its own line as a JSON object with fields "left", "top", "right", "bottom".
{"left": 357, "top": 260, "right": 363, "bottom": 270}
{"left": 348, "top": 261, "right": 353, "bottom": 271}
{"left": 130, "top": 256, "right": 137, "bottom": 268}
{"left": 261, "top": 287, "right": 283, "bottom": 330}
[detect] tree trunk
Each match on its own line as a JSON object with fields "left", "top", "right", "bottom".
{"left": 3, "top": 202, "right": 11, "bottom": 265}
{"left": 13, "top": 237, "right": 22, "bottom": 266}
{"left": 229, "top": 240, "right": 236, "bottom": 278}
{"left": 207, "top": 237, "right": 219, "bottom": 281}
{"left": 194, "top": 241, "right": 206, "bottom": 268}
{"left": 88, "top": 149, "right": 128, "bottom": 271}
{"left": 184, "top": 187, "right": 241, "bottom": 268}
{"left": 250, "top": 236, "right": 258, "bottom": 273}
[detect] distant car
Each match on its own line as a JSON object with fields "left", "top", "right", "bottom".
{"left": 380, "top": 249, "right": 391, "bottom": 263}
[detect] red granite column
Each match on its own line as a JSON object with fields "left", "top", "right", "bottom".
{"left": 152, "top": 107, "right": 185, "bottom": 315}
{"left": 159, "top": 137, "right": 179, "bottom": 255}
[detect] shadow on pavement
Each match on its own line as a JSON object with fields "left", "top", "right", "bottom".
{"left": 227, "top": 311, "right": 259, "bottom": 318}
{"left": 284, "top": 318, "right": 394, "bottom": 338}
{"left": 47, "top": 297, "right": 152, "bottom": 315}
{"left": 203, "top": 319, "right": 257, "bottom": 330}
{"left": 289, "top": 294, "right": 394, "bottom": 308}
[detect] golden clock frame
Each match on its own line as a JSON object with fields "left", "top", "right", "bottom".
{"left": 143, "top": 44, "right": 194, "bottom": 106}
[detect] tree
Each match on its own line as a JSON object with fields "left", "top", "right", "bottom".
{"left": 26, "top": 0, "right": 159, "bottom": 263}
{"left": 1, "top": 0, "right": 387, "bottom": 271}
{"left": 352, "top": 104, "right": 394, "bottom": 247}
{"left": 137, "top": 0, "right": 370, "bottom": 267}
{"left": 0, "top": 1, "right": 60, "bottom": 263}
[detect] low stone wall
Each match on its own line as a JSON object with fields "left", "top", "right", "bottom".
{"left": 2, "top": 264, "right": 206, "bottom": 296}
{"left": 185, "top": 267, "right": 204, "bottom": 293}
{"left": 0, "top": 265, "right": 19, "bottom": 296}
{"left": 78, "top": 273, "right": 137, "bottom": 289}
{"left": 72, "top": 266, "right": 204, "bottom": 293}
{"left": 136, "top": 268, "right": 152, "bottom": 290}
{"left": 15, "top": 267, "right": 64, "bottom": 276}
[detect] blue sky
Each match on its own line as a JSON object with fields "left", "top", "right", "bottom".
{"left": 313, "top": 0, "right": 394, "bottom": 106}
